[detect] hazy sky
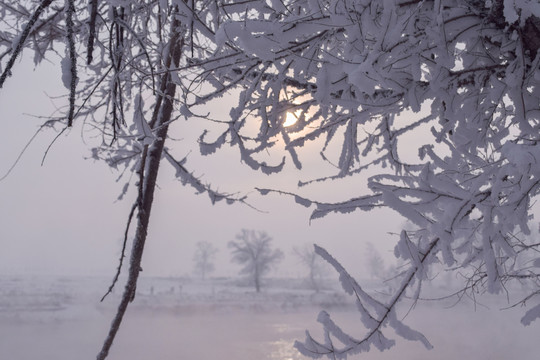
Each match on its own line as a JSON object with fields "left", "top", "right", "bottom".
{"left": 0, "top": 55, "right": 403, "bottom": 279}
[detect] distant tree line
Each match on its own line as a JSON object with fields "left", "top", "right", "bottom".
{"left": 191, "top": 230, "right": 333, "bottom": 293}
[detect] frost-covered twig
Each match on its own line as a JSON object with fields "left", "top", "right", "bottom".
{"left": 295, "top": 244, "right": 434, "bottom": 359}
{"left": 163, "top": 149, "right": 260, "bottom": 210}
{"left": 86, "top": 0, "right": 98, "bottom": 64}
{"left": 255, "top": 188, "right": 383, "bottom": 222}
{"left": 64, "top": 0, "right": 78, "bottom": 127}
{"left": 0, "top": 0, "right": 53, "bottom": 89}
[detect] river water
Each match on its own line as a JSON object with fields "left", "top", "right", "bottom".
{"left": 2, "top": 301, "right": 539, "bottom": 360}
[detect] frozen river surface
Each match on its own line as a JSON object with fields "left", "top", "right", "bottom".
{"left": 1, "top": 276, "right": 539, "bottom": 360}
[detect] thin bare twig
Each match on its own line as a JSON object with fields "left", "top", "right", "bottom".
{"left": 100, "top": 201, "right": 138, "bottom": 302}
{"left": 0, "top": 119, "right": 61, "bottom": 181}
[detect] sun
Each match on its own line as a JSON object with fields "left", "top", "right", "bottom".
{"left": 283, "top": 110, "right": 300, "bottom": 127}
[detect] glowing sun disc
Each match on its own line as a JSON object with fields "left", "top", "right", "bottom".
{"left": 283, "top": 111, "right": 299, "bottom": 127}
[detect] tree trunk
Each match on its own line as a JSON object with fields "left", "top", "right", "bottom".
{"left": 96, "top": 17, "right": 183, "bottom": 360}
{"left": 254, "top": 268, "right": 260, "bottom": 293}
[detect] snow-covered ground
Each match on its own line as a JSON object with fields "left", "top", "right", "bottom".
{"left": 1, "top": 275, "right": 539, "bottom": 359}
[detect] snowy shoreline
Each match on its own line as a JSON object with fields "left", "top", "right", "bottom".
{"left": 0, "top": 275, "right": 352, "bottom": 321}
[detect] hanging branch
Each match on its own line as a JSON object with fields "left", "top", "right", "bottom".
{"left": 65, "top": 0, "right": 78, "bottom": 127}
{"left": 87, "top": 0, "right": 99, "bottom": 64}
{"left": 0, "top": 0, "right": 54, "bottom": 89}
{"left": 296, "top": 243, "right": 436, "bottom": 358}
{"left": 190, "top": 0, "right": 195, "bottom": 57}
{"left": 96, "top": 11, "right": 184, "bottom": 360}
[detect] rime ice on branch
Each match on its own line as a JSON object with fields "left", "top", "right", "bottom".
{"left": 195, "top": 0, "right": 540, "bottom": 358}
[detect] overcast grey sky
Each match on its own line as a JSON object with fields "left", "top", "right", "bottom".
{"left": 0, "top": 55, "right": 402, "bottom": 279}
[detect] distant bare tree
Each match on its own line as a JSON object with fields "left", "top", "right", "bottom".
{"left": 193, "top": 241, "right": 218, "bottom": 280}
{"left": 364, "top": 242, "right": 387, "bottom": 281}
{"left": 229, "top": 229, "right": 283, "bottom": 292}
{"left": 293, "top": 244, "right": 330, "bottom": 292}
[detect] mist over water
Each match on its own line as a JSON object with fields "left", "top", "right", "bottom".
{"left": 1, "top": 275, "right": 539, "bottom": 360}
